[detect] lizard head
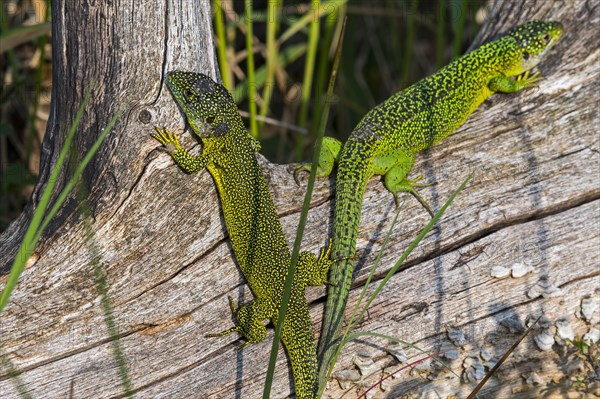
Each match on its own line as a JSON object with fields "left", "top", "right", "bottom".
{"left": 502, "top": 20, "right": 563, "bottom": 76}
{"left": 166, "top": 71, "right": 239, "bottom": 139}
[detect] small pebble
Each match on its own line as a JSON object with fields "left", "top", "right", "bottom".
{"left": 332, "top": 369, "right": 361, "bottom": 389}
{"left": 414, "top": 358, "right": 432, "bottom": 371}
{"left": 534, "top": 329, "right": 555, "bottom": 351}
{"left": 463, "top": 357, "right": 485, "bottom": 382}
{"left": 583, "top": 327, "right": 600, "bottom": 345}
{"left": 447, "top": 327, "right": 467, "bottom": 347}
{"left": 588, "top": 381, "right": 600, "bottom": 396}
{"left": 354, "top": 350, "right": 376, "bottom": 375}
{"left": 511, "top": 262, "right": 534, "bottom": 278}
{"left": 581, "top": 296, "right": 599, "bottom": 323}
{"left": 440, "top": 341, "right": 459, "bottom": 360}
{"left": 385, "top": 342, "right": 408, "bottom": 363}
{"left": 410, "top": 358, "right": 432, "bottom": 376}
{"left": 500, "top": 315, "right": 525, "bottom": 333}
{"left": 525, "top": 371, "right": 544, "bottom": 385}
{"left": 527, "top": 279, "right": 564, "bottom": 299}
{"left": 490, "top": 265, "right": 511, "bottom": 278}
{"left": 480, "top": 346, "right": 493, "bottom": 362}
{"left": 556, "top": 319, "right": 574, "bottom": 342}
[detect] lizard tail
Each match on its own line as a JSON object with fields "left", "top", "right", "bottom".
{"left": 281, "top": 296, "right": 319, "bottom": 399}
{"left": 318, "top": 136, "right": 373, "bottom": 376}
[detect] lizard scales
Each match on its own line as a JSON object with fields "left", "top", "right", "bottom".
{"left": 153, "top": 72, "right": 332, "bottom": 398}
{"left": 311, "top": 20, "right": 564, "bottom": 379}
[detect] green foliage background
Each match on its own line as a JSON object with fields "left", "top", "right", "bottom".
{"left": 0, "top": 0, "right": 486, "bottom": 228}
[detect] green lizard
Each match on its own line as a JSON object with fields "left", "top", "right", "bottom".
{"left": 294, "top": 20, "right": 564, "bottom": 382}
{"left": 152, "top": 72, "right": 333, "bottom": 398}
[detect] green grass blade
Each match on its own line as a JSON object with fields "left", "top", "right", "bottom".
{"left": 0, "top": 100, "right": 126, "bottom": 394}
{"left": 297, "top": 0, "right": 321, "bottom": 144}
{"left": 234, "top": 43, "right": 307, "bottom": 103}
{"left": 213, "top": 0, "right": 231, "bottom": 91}
{"left": 0, "top": 81, "right": 96, "bottom": 314}
{"left": 312, "top": 4, "right": 343, "bottom": 133}
{"left": 244, "top": 0, "right": 259, "bottom": 139}
{"left": 316, "top": 199, "right": 404, "bottom": 395}
{"left": 351, "top": 175, "right": 472, "bottom": 335}
{"left": 277, "top": 0, "right": 348, "bottom": 45}
{"left": 76, "top": 179, "right": 134, "bottom": 397}
{"left": 400, "top": 0, "right": 417, "bottom": 87}
{"left": 263, "top": 18, "right": 347, "bottom": 399}
{"left": 344, "top": 199, "right": 405, "bottom": 334}
{"left": 258, "top": 0, "right": 282, "bottom": 123}
{"left": 32, "top": 103, "right": 127, "bottom": 245}
{"left": 436, "top": 0, "right": 447, "bottom": 68}
{"left": 320, "top": 174, "right": 473, "bottom": 389}
{"left": 452, "top": 0, "right": 468, "bottom": 57}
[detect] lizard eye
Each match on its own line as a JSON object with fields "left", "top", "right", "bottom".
{"left": 542, "top": 34, "right": 551, "bottom": 42}
{"left": 206, "top": 116, "right": 215, "bottom": 124}
{"left": 185, "top": 89, "right": 194, "bottom": 98}
{"left": 522, "top": 51, "right": 530, "bottom": 61}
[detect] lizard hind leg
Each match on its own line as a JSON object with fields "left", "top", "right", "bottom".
{"left": 206, "top": 296, "right": 274, "bottom": 346}
{"left": 296, "top": 240, "right": 338, "bottom": 288}
{"left": 383, "top": 162, "right": 435, "bottom": 217}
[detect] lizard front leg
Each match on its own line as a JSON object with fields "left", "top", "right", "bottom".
{"left": 152, "top": 128, "right": 211, "bottom": 174}
{"left": 488, "top": 70, "right": 543, "bottom": 93}
{"left": 293, "top": 136, "right": 342, "bottom": 184}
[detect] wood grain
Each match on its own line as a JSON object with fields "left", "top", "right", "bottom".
{"left": 1, "top": 0, "right": 598, "bottom": 398}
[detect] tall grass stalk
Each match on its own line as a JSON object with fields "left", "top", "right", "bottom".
{"left": 277, "top": 0, "right": 348, "bottom": 46}
{"left": 311, "top": 3, "right": 344, "bottom": 141}
{"left": 400, "top": 0, "right": 418, "bottom": 88}
{"left": 0, "top": 85, "right": 126, "bottom": 314}
{"left": 76, "top": 180, "right": 133, "bottom": 397}
{"left": 318, "top": 175, "right": 472, "bottom": 393}
{"left": 263, "top": 18, "right": 346, "bottom": 399}
{"left": 436, "top": 0, "right": 447, "bottom": 68}
{"left": 258, "top": 0, "right": 282, "bottom": 124}
{"left": 296, "top": 0, "right": 321, "bottom": 158}
{"left": 452, "top": 0, "right": 468, "bottom": 57}
{"left": 213, "top": 0, "right": 232, "bottom": 90}
{"left": 244, "top": 0, "right": 259, "bottom": 139}
{"left": 0, "top": 84, "right": 93, "bottom": 313}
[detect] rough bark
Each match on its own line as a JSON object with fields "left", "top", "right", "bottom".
{"left": 1, "top": 0, "right": 599, "bottom": 398}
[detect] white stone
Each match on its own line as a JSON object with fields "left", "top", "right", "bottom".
{"left": 480, "top": 346, "right": 493, "bottom": 362}
{"left": 511, "top": 262, "right": 534, "bottom": 278}
{"left": 583, "top": 327, "right": 600, "bottom": 345}
{"left": 556, "top": 319, "right": 575, "bottom": 341}
{"left": 448, "top": 328, "right": 467, "bottom": 347}
{"left": 491, "top": 265, "right": 511, "bottom": 278}
{"left": 581, "top": 296, "right": 599, "bottom": 323}
{"left": 386, "top": 342, "right": 408, "bottom": 363}
{"left": 534, "top": 329, "right": 555, "bottom": 351}
{"left": 332, "top": 369, "right": 361, "bottom": 389}
{"left": 526, "top": 371, "right": 544, "bottom": 385}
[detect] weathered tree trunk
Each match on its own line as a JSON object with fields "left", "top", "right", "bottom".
{"left": 1, "top": 0, "right": 598, "bottom": 398}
